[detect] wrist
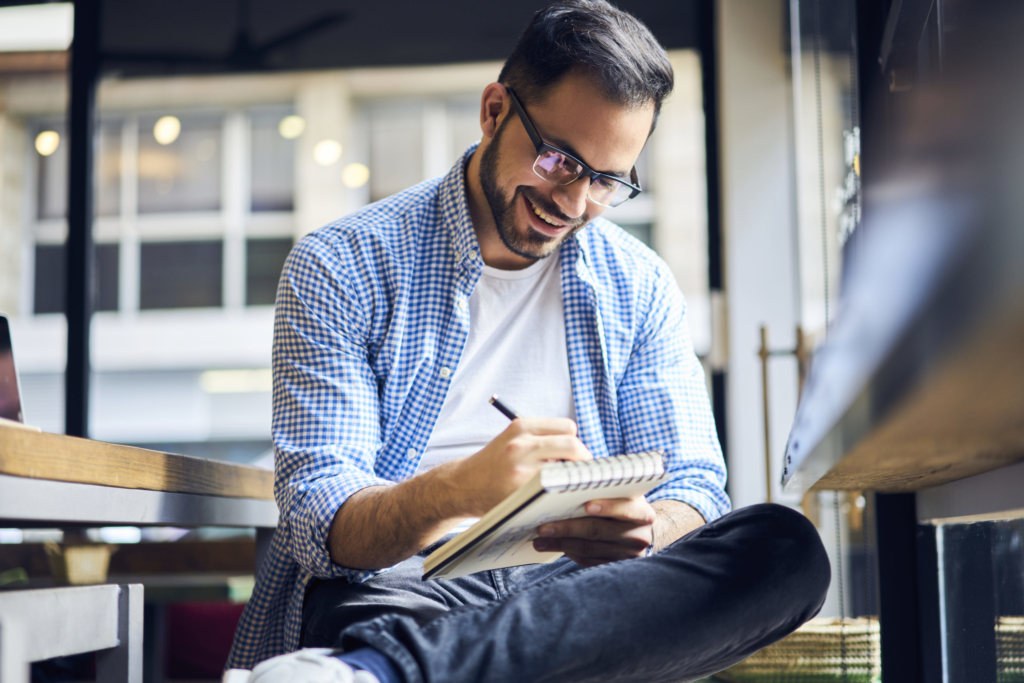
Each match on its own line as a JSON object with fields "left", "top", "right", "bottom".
{"left": 419, "top": 459, "right": 474, "bottom": 520}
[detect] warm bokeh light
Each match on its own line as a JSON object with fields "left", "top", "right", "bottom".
{"left": 153, "top": 116, "right": 181, "bottom": 145}
{"left": 313, "top": 139, "right": 342, "bottom": 166}
{"left": 342, "top": 162, "right": 370, "bottom": 188}
{"left": 34, "top": 130, "right": 60, "bottom": 156}
{"left": 278, "top": 115, "right": 305, "bottom": 140}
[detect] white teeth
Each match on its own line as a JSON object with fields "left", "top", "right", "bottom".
{"left": 530, "top": 201, "right": 563, "bottom": 227}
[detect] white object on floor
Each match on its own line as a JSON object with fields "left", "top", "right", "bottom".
{"left": 223, "top": 669, "right": 253, "bottom": 683}
{"left": 247, "top": 649, "right": 379, "bottom": 683}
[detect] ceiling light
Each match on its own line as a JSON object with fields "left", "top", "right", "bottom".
{"left": 278, "top": 115, "right": 305, "bottom": 140}
{"left": 342, "top": 163, "right": 370, "bottom": 189}
{"left": 313, "top": 139, "right": 342, "bottom": 166}
{"left": 153, "top": 116, "right": 181, "bottom": 145}
{"left": 35, "top": 130, "right": 60, "bottom": 156}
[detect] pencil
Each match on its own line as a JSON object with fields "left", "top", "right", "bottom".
{"left": 489, "top": 395, "right": 521, "bottom": 421}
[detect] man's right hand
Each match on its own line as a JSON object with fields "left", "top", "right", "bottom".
{"left": 446, "top": 418, "right": 592, "bottom": 517}
{"left": 328, "top": 417, "right": 589, "bottom": 570}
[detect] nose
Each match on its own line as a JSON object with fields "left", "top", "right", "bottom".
{"left": 552, "top": 178, "right": 590, "bottom": 220}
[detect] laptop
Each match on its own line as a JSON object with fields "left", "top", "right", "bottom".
{"left": 0, "top": 313, "right": 25, "bottom": 424}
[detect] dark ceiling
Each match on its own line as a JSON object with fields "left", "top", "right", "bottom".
{"left": 2, "top": 0, "right": 701, "bottom": 75}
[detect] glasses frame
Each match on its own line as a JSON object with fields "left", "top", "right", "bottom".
{"left": 505, "top": 87, "right": 642, "bottom": 208}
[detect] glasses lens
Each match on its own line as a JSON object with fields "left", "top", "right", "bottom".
{"left": 534, "top": 150, "right": 583, "bottom": 185}
{"left": 588, "top": 176, "right": 635, "bottom": 208}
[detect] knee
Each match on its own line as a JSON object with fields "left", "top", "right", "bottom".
{"left": 729, "top": 503, "right": 831, "bottom": 621}
{"left": 768, "top": 504, "right": 831, "bottom": 618}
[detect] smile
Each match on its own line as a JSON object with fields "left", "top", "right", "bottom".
{"left": 528, "top": 198, "right": 567, "bottom": 227}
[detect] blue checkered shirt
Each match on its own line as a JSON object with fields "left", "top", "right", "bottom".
{"left": 227, "top": 146, "right": 730, "bottom": 668}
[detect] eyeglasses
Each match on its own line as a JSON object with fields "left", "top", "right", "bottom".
{"left": 505, "top": 87, "right": 642, "bottom": 209}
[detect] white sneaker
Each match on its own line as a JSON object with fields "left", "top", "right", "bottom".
{"left": 247, "top": 648, "right": 380, "bottom": 683}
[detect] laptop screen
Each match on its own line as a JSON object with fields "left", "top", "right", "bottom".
{"left": 0, "top": 315, "right": 23, "bottom": 422}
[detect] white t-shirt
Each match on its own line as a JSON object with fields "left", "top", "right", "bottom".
{"left": 417, "top": 251, "right": 575, "bottom": 475}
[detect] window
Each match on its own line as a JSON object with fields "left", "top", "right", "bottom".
{"left": 368, "top": 102, "right": 426, "bottom": 203}
{"left": 36, "top": 122, "right": 67, "bottom": 221}
{"left": 250, "top": 107, "right": 296, "bottom": 212}
{"left": 34, "top": 120, "right": 123, "bottom": 220}
{"left": 31, "top": 106, "right": 295, "bottom": 315}
{"left": 95, "top": 120, "right": 122, "bottom": 217}
{"left": 137, "top": 114, "right": 222, "bottom": 214}
{"left": 32, "top": 245, "right": 64, "bottom": 314}
{"left": 140, "top": 241, "right": 223, "bottom": 309}
{"left": 32, "top": 244, "right": 119, "bottom": 313}
{"left": 246, "top": 238, "right": 292, "bottom": 306}
{"left": 96, "top": 244, "right": 120, "bottom": 311}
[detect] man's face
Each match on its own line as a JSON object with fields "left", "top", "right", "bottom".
{"left": 478, "top": 75, "right": 654, "bottom": 262}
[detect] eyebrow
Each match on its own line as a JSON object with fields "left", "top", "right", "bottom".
{"left": 545, "top": 134, "right": 631, "bottom": 179}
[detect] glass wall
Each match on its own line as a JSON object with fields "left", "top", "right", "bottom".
{"left": 789, "top": 0, "right": 859, "bottom": 339}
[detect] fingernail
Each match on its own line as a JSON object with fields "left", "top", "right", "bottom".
{"left": 587, "top": 503, "right": 601, "bottom": 514}
{"left": 535, "top": 539, "right": 549, "bottom": 550}
{"left": 539, "top": 525, "right": 554, "bottom": 536}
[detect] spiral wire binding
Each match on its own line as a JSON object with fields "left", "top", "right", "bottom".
{"left": 556, "top": 452, "right": 664, "bottom": 492}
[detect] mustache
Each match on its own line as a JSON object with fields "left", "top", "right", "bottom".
{"left": 517, "top": 186, "right": 588, "bottom": 229}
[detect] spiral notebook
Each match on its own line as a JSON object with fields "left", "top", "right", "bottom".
{"left": 423, "top": 451, "right": 666, "bottom": 580}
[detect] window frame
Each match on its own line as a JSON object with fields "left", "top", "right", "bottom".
{"left": 27, "top": 107, "right": 297, "bottom": 316}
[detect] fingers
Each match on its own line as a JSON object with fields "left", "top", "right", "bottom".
{"left": 504, "top": 426, "right": 592, "bottom": 463}
{"left": 581, "top": 496, "right": 656, "bottom": 524}
{"left": 506, "top": 417, "right": 577, "bottom": 437}
{"left": 533, "top": 537, "right": 646, "bottom": 564}
{"left": 537, "top": 516, "right": 652, "bottom": 549}
{"left": 529, "top": 434, "right": 592, "bottom": 462}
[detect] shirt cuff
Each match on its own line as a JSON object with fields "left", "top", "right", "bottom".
{"left": 290, "top": 472, "right": 396, "bottom": 580}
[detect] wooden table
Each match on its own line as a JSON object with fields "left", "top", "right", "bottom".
{"left": 780, "top": 203, "right": 1024, "bottom": 525}
{"left": 0, "top": 424, "right": 278, "bottom": 683}
{"left": 0, "top": 425, "right": 276, "bottom": 528}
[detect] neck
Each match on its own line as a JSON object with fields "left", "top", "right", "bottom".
{"left": 464, "top": 146, "right": 536, "bottom": 270}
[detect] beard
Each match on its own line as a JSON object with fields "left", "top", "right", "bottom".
{"left": 478, "top": 117, "right": 588, "bottom": 261}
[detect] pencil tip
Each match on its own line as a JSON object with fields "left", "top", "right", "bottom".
{"left": 489, "top": 395, "right": 498, "bottom": 403}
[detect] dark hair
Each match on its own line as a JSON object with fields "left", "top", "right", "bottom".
{"left": 498, "top": 0, "right": 674, "bottom": 127}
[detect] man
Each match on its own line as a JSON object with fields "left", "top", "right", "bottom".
{"left": 229, "top": 2, "right": 829, "bottom": 681}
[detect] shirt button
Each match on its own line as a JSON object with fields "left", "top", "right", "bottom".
{"left": 439, "top": 367, "right": 452, "bottom": 379}
{"left": 407, "top": 448, "right": 417, "bottom": 458}
{"left": 457, "top": 297, "right": 467, "bottom": 311}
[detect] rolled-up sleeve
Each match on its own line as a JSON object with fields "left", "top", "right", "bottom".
{"left": 272, "top": 234, "right": 394, "bottom": 583}
{"left": 616, "top": 263, "right": 731, "bottom": 524}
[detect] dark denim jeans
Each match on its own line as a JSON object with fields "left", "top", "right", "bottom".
{"left": 301, "top": 503, "right": 830, "bottom": 683}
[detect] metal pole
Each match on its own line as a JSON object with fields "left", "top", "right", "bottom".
{"left": 758, "top": 325, "right": 771, "bottom": 503}
{"left": 65, "top": 0, "right": 100, "bottom": 437}
{"left": 698, "top": 0, "right": 728, "bottom": 463}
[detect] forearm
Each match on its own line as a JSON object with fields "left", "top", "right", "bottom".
{"left": 326, "top": 461, "right": 470, "bottom": 570}
{"left": 651, "top": 499, "right": 706, "bottom": 551}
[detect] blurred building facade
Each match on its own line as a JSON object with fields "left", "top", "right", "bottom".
{"left": 0, "top": 49, "right": 709, "bottom": 462}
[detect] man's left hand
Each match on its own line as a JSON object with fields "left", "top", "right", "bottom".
{"left": 532, "top": 495, "right": 655, "bottom": 568}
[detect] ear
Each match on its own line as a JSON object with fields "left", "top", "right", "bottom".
{"left": 479, "top": 82, "right": 510, "bottom": 140}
